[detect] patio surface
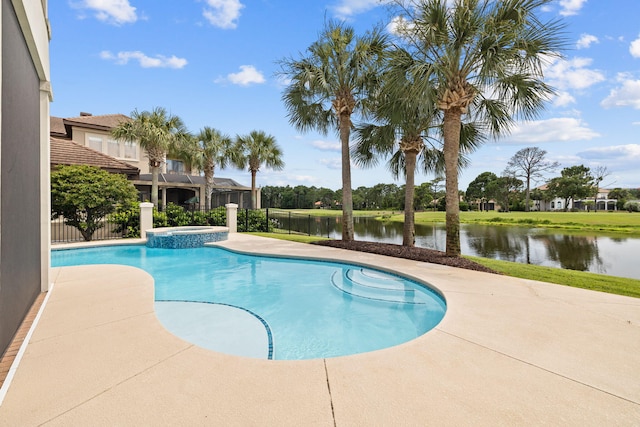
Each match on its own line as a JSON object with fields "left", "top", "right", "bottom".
{"left": 0, "top": 234, "right": 639, "bottom": 426}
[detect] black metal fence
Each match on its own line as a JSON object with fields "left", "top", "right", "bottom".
{"left": 264, "top": 209, "right": 339, "bottom": 238}
{"left": 51, "top": 216, "right": 124, "bottom": 243}
{"left": 51, "top": 208, "right": 340, "bottom": 243}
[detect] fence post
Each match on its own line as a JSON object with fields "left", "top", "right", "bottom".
{"left": 225, "top": 203, "right": 238, "bottom": 233}
{"left": 327, "top": 217, "right": 330, "bottom": 238}
{"left": 140, "top": 202, "right": 154, "bottom": 239}
{"left": 265, "top": 208, "right": 269, "bottom": 232}
{"left": 288, "top": 212, "right": 291, "bottom": 234}
{"left": 308, "top": 215, "right": 311, "bottom": 236}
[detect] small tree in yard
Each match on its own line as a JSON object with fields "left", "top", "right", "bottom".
{"left": 505, "top": 147, "right": 559, "bottom": 212}
{"left": 547, "top": 165, "right": 594, "bottom": 211}
{"left": 51, "top": 165, "right": 138, "bottom": 241}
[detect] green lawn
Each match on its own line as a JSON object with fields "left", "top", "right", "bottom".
{"left": 248, "top": 232, "right": 640, "bottom": 298}
{"left": 467, "top": 256, "right": 640, "bottom": 298}
{"left": 288, "top": 209, "right": 396, "bottom": 218}
{"left": 288, "top": 209, "right": 640, "bottom": 234}
{"left": 411, "top": 211, "right": 640, "bottom": 234}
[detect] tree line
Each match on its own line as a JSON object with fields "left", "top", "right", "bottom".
{"left": 466, "top": 146, "right": 640, "bottom": 212}
{"left": 262, "top": 177, "right": 446, "bottom": 211}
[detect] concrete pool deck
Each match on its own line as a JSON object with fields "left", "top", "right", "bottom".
{"left": 1, "top": 234, "right": 639, "bottom": 425}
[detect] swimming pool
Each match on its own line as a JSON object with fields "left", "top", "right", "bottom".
{"left": 52, "top": 245, "right": 446, "bottom": 360}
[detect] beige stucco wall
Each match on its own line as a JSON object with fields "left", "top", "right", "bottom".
{"left": 70, "top": 126, "right": 151, "bottom": 173}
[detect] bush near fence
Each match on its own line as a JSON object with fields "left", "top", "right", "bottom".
{"left": 54, "top": 204, "right": 334, "bottom": 243}
{"left": 110, "top": 203, "right": 275, "bottom": 236}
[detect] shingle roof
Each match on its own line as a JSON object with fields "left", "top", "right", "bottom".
{"left": 50, "top": 116, "right": 67, "bottom": 137}
{"left": 50, "top": 136, "right": 139, "bottom": 177}
{"left": 63, "top": 114, "right": 131, "bottom": 131}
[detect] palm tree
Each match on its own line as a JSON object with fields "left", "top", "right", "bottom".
{"left": 234, "top": 130, "right": 284, "bottom": 209}
{"left": 173, "top": 128, "right": 234, "bottom": 209}
{"left": 354, "top": 49, "right": 435, "bottom": 246}
{"left": 390, "top": 0, "right": 566, "bottom": 256}
{"left": 355, "top": 47, "right": 481, "bottom": 246}
{"left": 112, "top": 107, "right": 187, "bottom": 208}
{"left": 280, "top": 21, "right": 388, "bottom": 241}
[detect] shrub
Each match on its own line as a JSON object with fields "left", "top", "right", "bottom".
{"left": 153, "top": 210, "right": 169, "bottom": 228}
{"left": 51, "top": 165, "right": 138, "bottom": 241}
{"left": 110, "top": 203, "right": 141, "bottom": 238}
{"left": 205, "top": 207, "right": 226, "bottom": 226}
{"left": 238, "top": 209, "right": 273, "bottom": 232}
{"left": 164, "top": 203, "right": 191, "bottom": 226}
{"left": 113, "top": 204, "right": 272, "bottom": 237}
{"left": 623, "top": 201, "right": 640, "bottom": 212}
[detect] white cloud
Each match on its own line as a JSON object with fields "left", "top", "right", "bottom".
{"left": 553, "top": 91, "right": 576, "bottom": 107}
{"left": 202, "top": 0, "right": 244, "bottom": 29}
{"left": 218, "top": 65, "right": 265, "bottom": 86}
{"left": 276, "top": 75, "right": 292, "bottom": 88}
{"left": 576, "top": 145, "right": 640, "bottom": 177}
{"left": 544, "top": 57, "right": 605, "bottom": 91}
{"left": 387, "top": 16, "right": 416, "bottom": 37}
{"left": 100, "top": 50, "right": 187, "bottom": 68}
{"left": 74, "top": 0, "right": 137, "bottom": 25}
{"left": 601, "top": 78, "right": 640, "bottom": 109}
{"left": 319, "top": 158, "right": 342, "bottom": 170}
{"left": 577, "top": 144, "right": 640, "bottom": 161}
{"left": 576, "top": 34, "right": 598, "bottom": 49}
{"left": 558, "top": 0, "right": 587, "bottom": 16}
{"left": 311, "top": 140, "right": 341, "bottom": 152}
{"left": 506, "top": 118, "right": 600, "bottom": 143}
{"left": 332, "top": 0, "right": 380, "bottom": 19}
{"left": 630, "top": 35, "right": 640, "bottom": 58}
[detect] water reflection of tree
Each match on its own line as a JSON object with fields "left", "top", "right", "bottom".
{"left": 464, "top": 225, "right": 529, "bottom": 262}
{"left": 353, "top": 217, "right": 406, "bottom": 241}
{"left": 533, "top": 234, "right": 603, "bottom": 272}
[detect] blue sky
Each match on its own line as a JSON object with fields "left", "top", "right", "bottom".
{"left": 49, "top": 0, "right": 640, "bottom": 192}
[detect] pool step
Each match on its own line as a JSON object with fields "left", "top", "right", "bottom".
{"left": 346, "top": 268, "right": 414, "bottom": 292}
{"left": 331, "top": 268, "right": 429, "bottom": 304}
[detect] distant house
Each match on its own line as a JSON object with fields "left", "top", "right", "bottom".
{"left": 467, "top": 198, "right": 498, "bottom": 211}
{"left": 532, "top": 185, "right": 617, "bottom": 211}
{"left": 591, "top": 188, "right": 618, "bottom": 211}
{"left": 50, "top": 113, "right": 254, "bottom": 209}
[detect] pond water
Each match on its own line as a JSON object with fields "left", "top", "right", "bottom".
{"left": 306, "top": 217, "right": 640, "bottom": 280}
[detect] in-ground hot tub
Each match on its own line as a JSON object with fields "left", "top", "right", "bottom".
{"left": 146, "top": 226, "right": 229, "bottom": 249}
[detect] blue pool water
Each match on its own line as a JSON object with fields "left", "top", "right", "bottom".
{"left": 52, "top": 245, "right": 446, "bottom": 360}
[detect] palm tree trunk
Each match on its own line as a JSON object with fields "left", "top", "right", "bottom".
{"left": 151, "top": 164, "right": 159, "bottom": 208}
{"left": 403, "top": 150, "right": 417, "bottom": 247}
{"left": 204, "top": 165, "right": 214, "bottom": 210}
{"left": 340, "top": 114, "right": 354, "bottom": 241}
{"left": 443, "top": 109, "right": 462, "bottom": 257}
{"left": 251, "top": 169, "right": 257, "bottom": 209}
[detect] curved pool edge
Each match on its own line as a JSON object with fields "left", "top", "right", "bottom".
{"left": 52, "top": 238, "right": 445, "bottom": 306}
{"left": 205, "top": 239, "right": 449, "bottom": 308}
{"left": 52, "top": 237, "right": 448, "bottom": 360}
{"left": 52, "top": 239, "right": 447, "bottom": 360}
